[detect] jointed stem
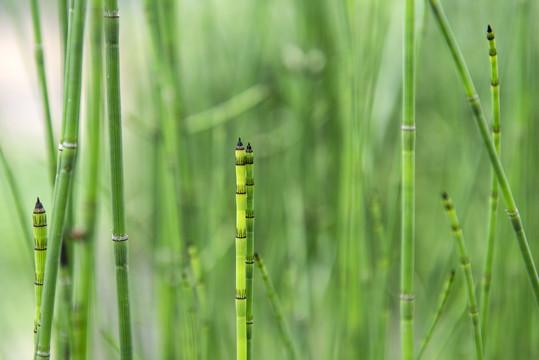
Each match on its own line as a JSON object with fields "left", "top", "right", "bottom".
{"left": 245, "top": 143, "right": 255, "bottom": 360}
{"left": 442, "top": 193, "right": 483, "bottom": 360}
{"left": 429, "top": 0, "right": 539, "bottom": 307}
{"left": 235, "top": 138, "right": 247, "bottom": 360}
{"left": 402, "top": 0, "right": 416, "bottom": 357}
{"left": 32, "top": 199, "right": 48, "bottom": 342}
{"left": 480, "top": 24, "right": 501, "bottom": 349}
{"left": 104, "top": 0, "right": 134, "bottom": 358}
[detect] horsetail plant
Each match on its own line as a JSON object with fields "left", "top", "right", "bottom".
{"left": 402, "top": 0, "right": 417, "bottom": 357}
{"left": 416, "top": 270, "right": 456, "bottom": 360}
{"left": 29, "top": 0, "right": 56, "bottom": 185}
{"left": 235, "top": 138, "right": 247, "bottom": 360}
{"left": 254, "top": 253, "right": 298, "bottom": 360}
{"left": 104, "top": 0, "right": 134, "bottom": 358}
{"left": 35, "top": 0, "right": 87, "bottom": 358}
{"left": 442, "top": 193, "right": 483, "bottom": 360}
{"left": 245, "top": 142, "right": 255, "bottom": 360}
{"left": 429, "top": 0, "right": 539, "bottom": 307}
{"left": 480, "top": 24, "right": 501, "bottom": 347}
{"left": 32, "top": 198, "right": 47, "bottom": 342}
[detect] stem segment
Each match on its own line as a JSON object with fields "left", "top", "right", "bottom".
{"left": 33, "top": 199, "right": 48, "bottom": 342}
{"left": 402, "top": 0, "right": 416, "bottom": 357}
{"left": 429, "top": 0, "right": 539, "bottom": 306}
{"left": 104, "top": 1, "right": 133, "bottom": 358}
{"left": 245, "top": 143, "right": 255, "bottom": 359}
{"left": 442, "top": 193, "right": 483, "bottom": 360}
{"left": 235, "top": 138, "right": 247, "bottom": 360}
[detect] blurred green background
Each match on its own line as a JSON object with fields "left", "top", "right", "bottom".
{"left": 1, "top": 0, "right": 539, "bottom": 359}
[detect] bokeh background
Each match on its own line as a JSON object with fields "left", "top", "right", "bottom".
{"left": 1, "top": 0, "right": 539, "bottom": 359}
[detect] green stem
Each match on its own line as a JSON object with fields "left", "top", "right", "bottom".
{"left": 235, "top": 138, "right": 247, "bottom": 360}
{"left": 72, "top": 1, "right": 103, "bottom": 357}
{"left": 254, "top": 253, "right": 298, "bottom": 360}
{"left": 33, "top": 199, "right": 48, "bottom": 342}
{"left": 188, "top": 245, "right": 208, "bottom": 360}
{"left": 429, "top": 0, "right": 539, "bottom": 306}
{"left": 416, "top": 270, "right": 456, "bottom": 360}
{"left": 34, "top": 0, "right": 87, "bottom": 357}
{"left": 442, "top": 193, "right": 483, "bottom": 360}
{"left": 104, "top": 0, "right": 133, "bottom": 359}
{"left": 480, "top": 24, "right": 500, "bottom": 349}
{"left": 29, "top": 0, "right": 56, "bottom": 185}
{"left": 245, "top": 143, "right": 254, "bottom": 360}
{"left": 402, "top": 0, "right": 416, "bottom": 357}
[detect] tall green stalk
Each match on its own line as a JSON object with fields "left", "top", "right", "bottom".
{"left": 254, "top": 253, "right": 298, "bottom": 360}
{"left": 416, "top": 270, "right": 456, "bottom": 360}
{"left": 235, "top": 138, "right": 247, "bottom": 360}
{"left": 402, "top": 0, "right": 416, "bottom": 357}
{"left": 480, "top": 24, "right": 500, "bottom": 348}
{"left": 29, "top": 0, "right": 56, "bottom": 185}
{"left": 429, "top": 0, "right": 539, "bottom": 306}
{"left": 245, "top": 143, "right": 255, "bottom": 359}
{"left": 104, "top": 1, "right": 133, "bottom": 359}
{"left": 72, "top": 0, "right": 103, "bottom": 357}
{"left": 32, "top": 198, "right": 48, "bottom": 342}
{"left": 442, "top": 193, "right": 483, "bottom": 360}
{"left": 34, "top": 0, "right": 87, "bottom": 358}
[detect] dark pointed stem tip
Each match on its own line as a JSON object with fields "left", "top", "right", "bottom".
{"left": 236, "top": 137, "right": 244, "bottom": 150}
{"left": 487, "top": 24, "right": 492, "bottom": 33}
{"left": 246, "top": 142, "right": 253, "bottom": 153}
{"left": 254, "top": 252, "right": 260, "bottom": 260}
{"left": 35, "top": 197, "right": 43, "bottom": 210}
{"left": 441, "top": 192, "right": 449, "bottom": 200}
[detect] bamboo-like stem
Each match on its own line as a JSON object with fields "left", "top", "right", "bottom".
{"left": 57, "top": 241, "right": 72, "bottom": 360}
{"left": 29, "top": 0, "right": 56, "bottom": 185}
{"left": 33, "top": 199, "right": 48, "bottom": 342}
{"left": 71, "top": 0, "right": 102, "bottom": 358}
{"left": 35, "top": 0, "right": 87, "bottom": 357}
{"left": 254, "top": 253, "right": 298, "bottom": 360}
{"left": 0, "top": 146, "right": 34, "bottom": 263}
{"left": 442, "top": 193, "right": 483, "bottom": 360}
{"left": 58, "top": 0, "right": 68, "bottom": 59}
{"left": 235, "top": 138, "right": 247, "bottom": 360}
{"left": 429, "top": 0, "right": 539, "bottom": 306}
{"left": 480, "top": 24, "right": 500, "bottom": 348}
{"left": 416, "top": 270, "right": 456, "bottom": 360}
{"left": 402, "top": 0, "right": 416, "bottom": 357}
{"left": 245, "top": 143, "right": 254, "bottom": 360}
{"left": 104, "top": 1, "right": 133, "bottom": 359}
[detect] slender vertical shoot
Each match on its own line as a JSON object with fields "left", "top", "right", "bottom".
{"left": 33, "top": 198, "right": 48, "bottom": 341}
{"left": 254, "top": 253, "right": 298, "bottom": 359}
{"left": 235, "top": 138, "right": 247, "bottom": 360}
{"left": 30, "top": 0, "right": 56, "bottom": 185}
{"left": 104, "top": 1, "right": 133, "bottom": 359}
{"left": 35, "top": 0, "right": 87, "bottom": 357}
{"left": 429, "top": 0, "right": 539, "bottom": 306}
{"left": 245, "top": 142, "right": 255, "bottom": 359}
{"left": 442, "top": 193, "right": 483, "bottom": 360}
{"left": 416, "top": 270, "right": 456, "bottom": 360}
{"left": 402, "top": 0, "right": 416, "bottom": 357}
{"left": 480, "top": 24, "right": 500, "bottom": 347}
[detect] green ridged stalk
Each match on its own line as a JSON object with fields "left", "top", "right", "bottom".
{"left": 235, "top": 138, "right": 247, "bottom": 360}
{"left": 33, "top": 199, "right": 48, "bottom": 341}
{"left": 480, "top": 24, "right": 500, "bottom": 348}
{"left": 71, "top": 0, "right": 102, "bottom": 357}
{"left": 416, "top": 270, "right": 456, "bottom": 360}
{"left": 34, "top": 0, "right": 87, "bottom": 358}
{"left": 442, "top": 193, "right": 483, "bottom": 360}
{"left": 29, "top": 0, "right": 56, "bottom": 185}
{"left": 188, "top": 245, "right": 207, "bottom": 360}
{"left": 402, "top": 0, "right": 416, "bottom": 357}
{"left": 254, "top": 253, "right": 298, "bottom": 360}
{"left": 104, "top": 0, "right": 133, "bottom": 359}
{"left": 245, "top": 143, "right": 254, "bottom": 359}
{"left": 429, "top": 0, "right": 539, "bottom": 307}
